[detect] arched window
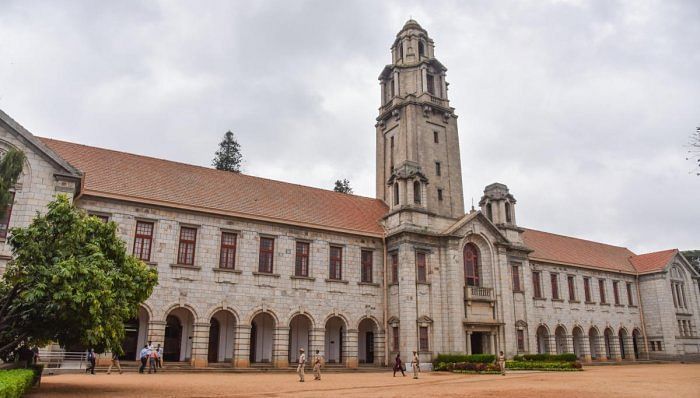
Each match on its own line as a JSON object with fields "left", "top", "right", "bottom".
{"left": 463, "top": 243, "right": 480, "bottom": 287}
{"left": 486, "top": 203, "right": 493, "bottom": 221}
{"left": 418, "top": 41, "right": 425, "bottom": 57}
{"left": 399, "top": 43, "right": 404, "bottom": 59}
{"left": 670, "top": 266, "right": 687, "bottom": 309}
{"left": 413, "top": 181, "right": 421, "bottom": 204}
{"left": 393, "top": 183, "right": 400, "bottom": 206}
{"left": 505, "top": 202, "right": 512, "bottom": 223}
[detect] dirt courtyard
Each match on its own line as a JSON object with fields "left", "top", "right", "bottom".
{"left": 27, "top": 363, "right": 700, "bottom": 398}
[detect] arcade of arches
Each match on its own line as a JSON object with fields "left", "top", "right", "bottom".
{"left": 533, "top": 323, "right": 643, "bottom": 361}
{"left": 120, "top": 307, "right": 385, "bottom": 368}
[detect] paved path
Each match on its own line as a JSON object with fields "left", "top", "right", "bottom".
{"left": 27, "top": 363, "right": 700, "bottom": 397}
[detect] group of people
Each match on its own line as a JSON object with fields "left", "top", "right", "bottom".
{"left": 393, "top": 350, "right": 508, "bottom": 378}
{"left": 138, "top": 342, "right": 163, "bottom": 374}
{"left": 295, "top": 348, "right": 324, "bottom": 382}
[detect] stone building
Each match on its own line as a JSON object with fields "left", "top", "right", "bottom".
{"left": 0, "top": 20, "right": 697, "bottom": 367}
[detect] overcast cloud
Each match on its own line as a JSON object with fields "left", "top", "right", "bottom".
{"left": 0, "top": 0, "right": 698, "bottom": 253}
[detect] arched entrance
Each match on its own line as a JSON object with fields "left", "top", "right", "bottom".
{"left": 208, "top": 310, "right": 236, "bottom": 363}
{"left": 588, "top": 327, "right": 600, "bottom": 360}
{"left": 250, "top": 312, "right": 275, "bottom": 363}
{"left": 164, "top": 307, "right": 195, "bottom": 362}
{"left": 358, "top": 318, "right": 379, "bottom": 365}
{"left": 604, "top": 328, "right": 614, "bottom": 360}
{"left": 632, "top": 329, "right": 642, "bottom": 359}
{"left": 208, "top": 318, "right": 220, "bottom": 363}
{"left": 618, "top": 329, "right": 628, "bottom": 360}
{"left": 120, "top": 306, "right": 150, "bottom": 360}
{"left": 572, "top": 326, "right": 584, "bottom": 359}
{"left": 536, "top": 325, "right": 549, "bottom": 354}
{"left": 288, "top": 314, "right": 312, "bottom": 364}
{"left": 555, "top": 326, "right": 567, "bottom": 354}
{"left": 325, "top": 316, "right": 346, "bottom": 364}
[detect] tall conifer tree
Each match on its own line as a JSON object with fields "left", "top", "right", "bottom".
{"left": 213, "top": 131, "right": 243, "bottom": 172}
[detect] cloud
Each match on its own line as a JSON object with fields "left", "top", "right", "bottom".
{"left": 0, "top": 0, "right": 698, "bottom": 253}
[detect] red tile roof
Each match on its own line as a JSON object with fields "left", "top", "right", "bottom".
{"left": 523, "top": 228, "right": 637, "bottom": 273}
{"left": 39, "top": 138, "right": 389, "bottom": 237}
{"left": 629, "top": 249, "right": 678, "bottom": 274}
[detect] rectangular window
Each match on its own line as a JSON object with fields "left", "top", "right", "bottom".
{"left": 392, "top": 326, "right": 399, "bottom": 351}
{"left": 512, "top": 264, "right": 522, "bottom": 292}
{"left": 435, "top": 162, "right": 441, "bottom": 176}
{"left": 361, "top": 250, "right": 373, "bottom": 283}
{"left": 416, "top": 252, "right": 427, "bottom": 283}
{"left": 516, "top": 329, "right": 525, "bottom": 352}
{"left": 329, "top": 246, "right": 343, "bottom": 280}
{"left": 90, "top": 213, "right": 109, "bottom": 223}
{"left": 613, "top": 281, "right": 621, "bottom": 305}
{"left": 533, "top": 271, "right": 543, "bottom": 298}
{"left": 419, "top": 326, "right": 429, "bottom": 351}
{"left": 133, "top": 221, "right": 154, "bottom": 262}
{"left": 433, "top": 131, "right": 439, "bottom": 143}
{"left": 295, "top": 241, "right": 310, "bottom": 277}
{"left": 551, "top": 273, "right": 560, "bottom": 300}
{"left": 177, "top": 227, "right": 197, "bottom": 265}
{"left": 584, "top": 277, "right": 592, "bottom": 302}
{"left": 626, "top": 282, "right": 634, "bottom": 305}
{"left": 0, "top": 192, "right": 14, "bottom": 239}
{"left": 391, "top": 252, "right": 399, "bottom": 284}
{"left": 258, "top": 237, "right": 275, "bottom": 273}
{"left": 427, "top": 74, "right": 435, "bottom": 95}
{"left": 437, "top": 189, "right": 443, "bottom": 201}
{"left": 567, "top": 275, "right": 576, "bottom": 301}
{"left": 598, "top": 279, "right": 607, "bottom": 304}
{"left": 219, "top": 232, "right": 237, "bottom": 269}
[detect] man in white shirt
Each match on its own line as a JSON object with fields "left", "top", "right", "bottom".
{"left": 297, "top": 348, "right": 306, "bottom": 382}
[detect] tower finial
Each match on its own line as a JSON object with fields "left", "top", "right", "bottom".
{"left": 470, "top": 197, "right": 476, "bottom": 213}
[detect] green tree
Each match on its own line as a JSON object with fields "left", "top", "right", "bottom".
{"left": 0, "top": 195, "right": 158, "bottom": 359}
{"left": 333, "top": 179, "right": 353, "bottom": 194}
{"left": 0, "top": 148, "right": 26, "bottom": 219}
{"left": 212, "top": 131, "right": 243, "bottom": 172}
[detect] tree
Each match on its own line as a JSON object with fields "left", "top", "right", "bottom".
{"left": 0, "top": 148, "right": 26, "bottom": 219}
{"left": 0, "top": 195, "right": 158, "bottom": 359}
{"left": 212, "top": 131, "right": 243, "bottom": 172}
{"left": 333, "top": 179, "right": 353, "bottom": 194}
{"left": 687, "top": 127, "right": 700, "bottom": 176}
{"left": 681, "top": 250, "right": 700, "bottom": 273}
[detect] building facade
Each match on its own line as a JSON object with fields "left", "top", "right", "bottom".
{"left": 0, "top": 20, "right": 698, "bottom": 367}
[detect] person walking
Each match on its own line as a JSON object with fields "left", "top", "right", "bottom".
{"left": 139, "top": 344, "right": 150, "bottom": 374}
{"left": 411, "top": 351, "right": 420, "bottom": 379}
{"left": 297, "top": 348, "right": 306, "bottom": 382}
{"left": 156, "top": 344, "right": 163, "bottom": 368}
{"left": 148, "top": 348, "right": 158, "bottom": 374}
{"left": 86, "top": 348, "right": 96, "bottom": 375}
{"left": 107, "top": 351, "right": 123, "bottom": 374}
{"left": 313, "top": 350, "right": 323, "bottom": 380}
{"left": 497, "top": 351, "right": 506, "bottom": 376}
{"left": 393, "top": 353, "right": 405, "bottom": 377}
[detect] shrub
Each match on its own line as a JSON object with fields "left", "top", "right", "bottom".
{"left": 433, "top": 353, "right": 496, "bottom": 368}
{"left": 511, "top": 353, "right": 577, "bottom": 362}
{"left": 0, "top": 369, "right": 35, "bottom": 398}
{"left": 506, "top": 361, "right": 583, "bottom": 371}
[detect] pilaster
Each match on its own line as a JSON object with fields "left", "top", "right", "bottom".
{"left": 345, "top": 329, "right": 359, "bottom": 368}
{"left": 233, "top": 324, "right": 251, "bottom": 368}
{"left": 190, "top": 322, "right": 210, "bottom": 368}
{"left": 273, "top": 326, "right": 290, "bottom": 368}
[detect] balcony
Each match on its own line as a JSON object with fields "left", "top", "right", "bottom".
{"left": 465, "top": 286, "right": 494, "bottom": 303}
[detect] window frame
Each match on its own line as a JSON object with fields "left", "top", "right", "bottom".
{"left": 437, "top": 188, "right": 443, "bottom": 201}
{"left": 511, "top": 264, "right": 522, "bottom": 292}
{"left": 329, "top": 245, "right": 343, "bottom": 280}
{"left": 176, "top": 226, "right": 198, "bottom": 266}
{"left": 416, "top": 251, "right": 427, "bottom": 283}
{"left": 567, "top": 275, "right": 576, "bottom": 301}
{"left": 219, "top": 232, "right": 237, "bottom": 269}
{"left": 392, "top": 326, "right": 399, "bottom": 351}
{"left": 550, "top": 273, "right": 560, "bottom": 300}
{"left": 393, "top": 183, "right": 400, "bottom": 206}
{"left": 463, "top": 244, "right": 480, "bottom": 287}
{"left": 626, "top": 282, "right": 634, "bottom": 305}
{"left": 532, "top": 271, "right": 543, "bottom": 299}
{"left": 133, "top": 220, "right": 154, "bottom": 262}
{"left": 435, "top": 161, "right": 441, "bottom": 176}
{"left": 516, "top": 329, "right": 525, "bottom": 352}
{"left": 413, "top": 181, "right": 421, "bottom": 204}
{"left": 295, "top": 241, "right": 310, "bottom": 277}
{"left": 433, "top": 131, "right": 439, "bottom": 143}
{"left": 258, "top": 237, "right": 275, "bottom": 273}
{"left": 598, "top": 279, "right": 607, "bottom": 304}
{"left": 583, "top": 277, "right": 593, "bottom": 302}
{"left": 391, "top": 252, "right": 399, "bottom": 284}
{"left": 613, "top": 280, "right": 621, "bottom": 305}
{"left": 361, "top": 249, "right": 373, "bottom": 283}
{"left": 419, "top": 326, "right": 429, "bottom": 351}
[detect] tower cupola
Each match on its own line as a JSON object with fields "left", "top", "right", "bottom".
{"left": 479, "top": 183, "right": 517, "bottom": 226}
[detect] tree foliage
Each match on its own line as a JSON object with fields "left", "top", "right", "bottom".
{"left": 681, "top": 250, "right": 700, "bottom": 273}
{"left": 333, "top": 179, "right": 353, "bottom": 194}
{"left": 212, "top": 131, "right": 243, "bottom": 172}
{"left": 0, "top": 149, "right": 26, "bottom": 219}
{"left": 0, "top": 195, "right": 158, "bottom": 359}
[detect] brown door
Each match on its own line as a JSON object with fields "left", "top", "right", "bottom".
{"left": 208, "top": 319, "right": 220, "bottom": 363}
{"left": 365, "top": 332, "right": 374, "bottom": 364}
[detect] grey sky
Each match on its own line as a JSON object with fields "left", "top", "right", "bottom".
{"left": 1, "top": 0, "right": 698, "bottom": 253}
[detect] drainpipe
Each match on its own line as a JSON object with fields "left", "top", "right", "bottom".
{"left": 635, "top": 275, "right": 650, "bottom": 360}
{"left": 382, "top": 234, "right": 389, "bottom": 367}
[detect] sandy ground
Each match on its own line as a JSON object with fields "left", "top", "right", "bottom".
{"left": 27, "top": 363, "right": 700, "bottom": 398}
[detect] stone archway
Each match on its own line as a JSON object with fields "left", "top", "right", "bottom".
{"left": 536, "top": 325, "right": 550, "bottom": 354}
{"left": 358, "top": 318, "right": 380, "bottom": 365}
{"left": 209, "top": 310, "right": 236, "bottom": 363}
{"left": 250, "top": 312, "right": 275, "bottom": 364}
{"left": 555, "top": 326, "right": 568, "bottom": 354}
{"left": 632, "top": 329, "right": 642, "bottom": 359}
{"left": 288, "top": 314, "right": 312, "bottom": 364}
{"left": 604, "top": 328, "right": 614, "bottom": 360}
{"left": 618, "top": 328, "right": 628, "bottom": 360}
{"left": 325, "top": 316, "right": 347, "bottom": 364}
{"left": 164, "top": 307, "right": 195, "bottom": 362}
{"left": 572, "top": 326, "right": 585, "bottom": 359}
{"left": 120, "top": 306, "right": 150, "bottom": 361}
{"left": 589, "top": 327, "right": 600, "bottom": 360}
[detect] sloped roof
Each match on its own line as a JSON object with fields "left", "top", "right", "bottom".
{"left": 523, "top": 228, "right": 637, "bottom": 273}
{"left": 629, "top": 249, "right": 678, "bottom": 274}
{"left": 39, "top": 138, "right": 389, "bottom": 237}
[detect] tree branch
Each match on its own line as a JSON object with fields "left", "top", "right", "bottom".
{"left": 0, "top": 331, "right": 28, "bottom": 355}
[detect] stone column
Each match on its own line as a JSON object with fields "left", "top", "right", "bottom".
{"left": 310, "top": 327, "right": 325, "bottom": 359}
{"left": 375, "top": 330, "right": 386, "bottom": 366}
{"left": 345, "top": 329, "right": 359, "bottom": 368}
{"left": 147, "top": 321, "right": 166, "bottom": 349}
{"left": 565, "top": 335, "right": 574, "bottom": 354}
{"left": 596, "top": 336, "right": 607, "bottom": 361}
{"left": 581, "top": 335, "right": 592, "bottom": 363}
{"left": 466, "top": 331, "right": 472, "bottom": 355}
{"left": 421, "top": 67, "right": 427, "bottom": 93}
{"left": 272, "top": 326, "right": 290, "bottom": 368}
{"left": 233, "top": 324, "right": 251, "bottom": 368}
{"left": 190, "top": 322, "right": 210, "bottom": 368}
{"left": 610, "top": 337, "right": 622, "bottom": 362}
{"left": 547, "top": 336, "right": 557, "bottom": 355}
{"left": 624, "top": 337, "right": 636, "bottom": 361}
{"left": 490, "top": 333, "right": 497, "bottom": 355}
{"left": 440, "top": 72, "right": 448, "bottom": 98}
